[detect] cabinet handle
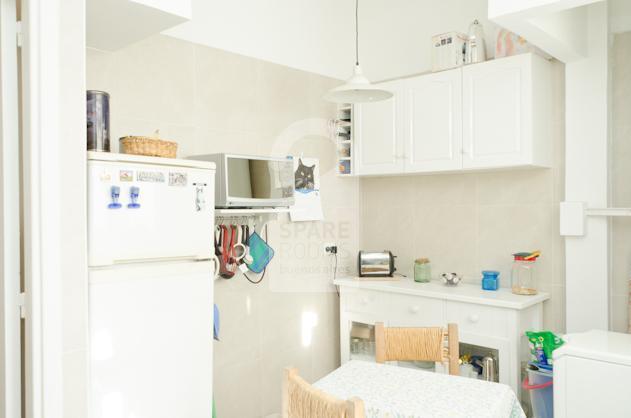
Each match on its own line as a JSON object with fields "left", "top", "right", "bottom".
{"left": 410, "top": 306, "right": 420, "bottom": 314}
{"left": 468, "top": 314, "right": 480, "bottom": 323}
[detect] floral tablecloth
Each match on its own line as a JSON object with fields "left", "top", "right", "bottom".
{"left": 313, "top": 360, "right": 525, "bottom": 418}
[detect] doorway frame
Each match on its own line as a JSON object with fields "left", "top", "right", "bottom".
{"left": 20, "top": 0, "right": 87, "bottom": 417}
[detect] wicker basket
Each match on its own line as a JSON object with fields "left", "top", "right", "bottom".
{"left": 119, "top": 135, "right": 178, "bottom": 158}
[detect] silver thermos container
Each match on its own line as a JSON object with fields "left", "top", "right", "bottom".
{"left": 86, "top": 90, "right": 110, "bottom": 152}
{"left": 466, "top": 20, "right": 487, "bottom": 64}
{"left": 478, "top": 355, "right": 497, "bottom": 382}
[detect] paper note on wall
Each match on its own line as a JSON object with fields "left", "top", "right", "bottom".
{"left": 290, "top": 157, "right": 323, "bottom": 222}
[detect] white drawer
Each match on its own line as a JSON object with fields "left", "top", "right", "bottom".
{"left": 445, "top": 301, "right": 509, "bottom": 338}
{"left": 387, "top": 294, "right": 445, "bottom": 327}
{"left": 342, "top": 289, "right": 389, "bottom": 315}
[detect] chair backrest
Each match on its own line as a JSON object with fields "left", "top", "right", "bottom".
{"left": 374, "top": 322, "right": 460, "bottom": 375}
{"left": 282, "top": 368, "right": 365, "bottom": 418}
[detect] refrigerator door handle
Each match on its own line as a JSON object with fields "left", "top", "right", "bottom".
{"left": 212, "top": 255, "right": 220, "bottom": 279}
{"left": 102, "top": 255, "right": 211, "bottom": 266}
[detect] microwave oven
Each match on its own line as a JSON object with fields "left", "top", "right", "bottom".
{"left": 189, "top": 153, "right": 295, "bottom": 208}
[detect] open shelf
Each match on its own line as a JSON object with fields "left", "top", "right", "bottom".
{"left": 215, "top": 208, "right": 290, "bottom": 216}
{"left": 335, "top": 103, "right": 354, "bottom": 176}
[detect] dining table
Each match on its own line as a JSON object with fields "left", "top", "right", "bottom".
{"left": 313, "top": 360, "right": 526, "bottom": 418}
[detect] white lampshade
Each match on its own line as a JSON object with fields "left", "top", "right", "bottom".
{"left": 324, "top": 65, "right": 393, "bottom": 104}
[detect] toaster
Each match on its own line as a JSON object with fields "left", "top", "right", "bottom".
{"left": 358, "top": 251, "right": 396, "bottom": 277}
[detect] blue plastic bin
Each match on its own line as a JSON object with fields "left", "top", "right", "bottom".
{"left": 522, "top": 369, "right": 553, "bottom": 418}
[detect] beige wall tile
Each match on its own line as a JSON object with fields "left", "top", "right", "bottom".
{"left": 476, "top": 169, "right": 554, "bottom": 206}
{"left": 193, "top": 45, "right": 262, "bottom": 134}
{"left": 538, "top": 284, "right": 566, "bottom": 332}
{"left": 415, "top": 173, "right": 477, "bottom": 206}
{"left": 611, "top": 293, "right": 630, "bottom": 333}
{"left": 477, "top": 204, "right": 555, "bottom": 285}
{"left": 362, "top": 176, "right": 417, "bottom": 206}
{"left": 611, "top": 33, "right": 631, "bottom": 332}
{"left": 413, "top": 204, "right": 478, "bottom": 281}
{"left": 214, "top": 358, "right": 263, "bottom": 418}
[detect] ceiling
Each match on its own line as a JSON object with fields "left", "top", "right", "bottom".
{"left": 164, "top": 0, "right": 355, "bottom": 80}
{"left": 164, "top": 0, "right": 495, "bottom": 82}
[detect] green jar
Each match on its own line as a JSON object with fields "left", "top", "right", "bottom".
{"left": 414, "top": 258, "right": 431, "bottom": 283}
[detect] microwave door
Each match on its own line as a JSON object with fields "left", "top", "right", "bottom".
{"left": 225, "top": 158, "right": 294, "bottom": 207}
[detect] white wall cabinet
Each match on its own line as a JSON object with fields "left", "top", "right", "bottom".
{"left": 404, "top": 68, "right": 463, "bottom": 173}
{"left": 353, "top": 53, "right": 553, "bottom": 176}
{"left": 334, "top": 277, "right": 549, "bottom": 398}
{"left": 462, "top": 53, "right": 552, "bottom": 169}
{"left": 354, "top": 80, "right": 405, "bottom": 175}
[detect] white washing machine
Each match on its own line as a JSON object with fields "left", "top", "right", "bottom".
{"left": 554, "top": 330, "right": 631, "bottom": 418}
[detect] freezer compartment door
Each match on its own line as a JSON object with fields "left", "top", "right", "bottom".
{"left": 88, "top": 261, "right": 213, "bottom": 418}
{"left": 88, "top": 159, "right": 214, "bottom": 266}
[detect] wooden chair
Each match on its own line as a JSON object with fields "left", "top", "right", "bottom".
{"left": 282, "top": 367, "right": 365, "bottom": 418}
{"left": 374, "top": 322, "right": 460, "bottom": 375}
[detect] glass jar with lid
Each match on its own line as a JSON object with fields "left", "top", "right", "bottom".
{"left": 414, "top": 258, "right": 431, "bottom": 283}
{"left": 511, "top": 256, "right": 537, "bottom": 295}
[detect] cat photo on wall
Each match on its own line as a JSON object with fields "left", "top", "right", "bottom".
{"left": 290, "top": 157, "right": 323, "bottom": 221}
{"left": 294, "top": 158, "right": 315, "bottom": 191}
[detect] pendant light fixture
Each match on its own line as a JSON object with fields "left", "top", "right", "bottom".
{"left": 324, "top": 0, "right": 393, "bottom": 103}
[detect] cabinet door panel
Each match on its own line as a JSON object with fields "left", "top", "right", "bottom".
{"left": 354, "top": 82, "right": 404, "bottom": 175}
{"left": 462, "top": 54, "right": 532, "bottom": 168}
{"left": 405, "top": 69, "right": 463, "bottom": 172}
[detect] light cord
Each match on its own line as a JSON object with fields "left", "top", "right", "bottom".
{"left": 355, "top": 0, "right": 359, "bottom": 66}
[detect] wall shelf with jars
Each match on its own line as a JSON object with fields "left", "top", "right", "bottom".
{"left": 334, "top": 104, "right": 353, "bottom": 176}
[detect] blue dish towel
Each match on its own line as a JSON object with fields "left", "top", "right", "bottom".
{"left": 213, "top": 304, "right": 220, "bottom": 341}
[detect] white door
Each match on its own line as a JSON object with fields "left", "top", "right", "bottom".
{"left": 354, "top": 80, "right": 404, "bottom": 175}
{"left": 0, "top": 0, "right": 22, "bottom": 415}
{"left": 462, "top": 54, "right": 532, "bottom": 169}
{"left": 89, "top": 260, "right": 213, "bottom": 418}
{"left": 404, "top": 69, "right": 463, "bottom": 173}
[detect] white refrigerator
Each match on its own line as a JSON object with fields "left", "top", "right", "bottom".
{"left": 87, "top": 152, "right": 216, "bottom": 418}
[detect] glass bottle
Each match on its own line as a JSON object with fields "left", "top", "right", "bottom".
{"left": 414, "top": 258, "right": 431, "bottom": 283}
{"left": 511, "top": 256, "right": 537, "bottom": 295}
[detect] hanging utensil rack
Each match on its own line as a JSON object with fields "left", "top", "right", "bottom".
{"left": 214, "top": 208, "right": 290, "bottom": 231}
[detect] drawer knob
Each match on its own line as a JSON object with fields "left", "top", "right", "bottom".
{"left": 361, "top": 297, "right": 369, "bottom": 305}
{"left": 468, "top": 314, "right": 480, "bottom": 323}
{"left": 410, "top": 306, "right": 420, "bottom": 314}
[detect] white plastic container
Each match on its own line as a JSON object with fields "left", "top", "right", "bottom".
{"left": 523, "top": 369, "right": 553, "bottom": 418}
{"left": 431, "top": 32, "right": 467, "bottom": 72}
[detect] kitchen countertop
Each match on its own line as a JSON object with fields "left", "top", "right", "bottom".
{"left": 333, "top": 277, "right": 550, "bottom": 310}
{"left": 554, "top": 330, "right": 631, "bottom": 366}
